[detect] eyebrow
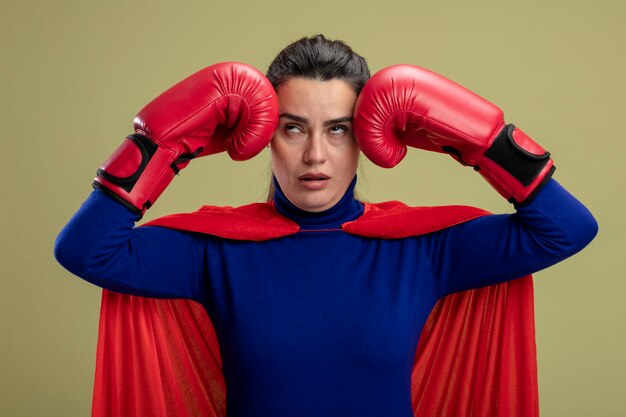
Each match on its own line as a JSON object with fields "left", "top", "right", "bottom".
{"left": 279, "top": 113, "right": 353, "bottom": 126}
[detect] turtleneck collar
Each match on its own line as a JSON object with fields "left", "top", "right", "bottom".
{"left": 272, "top": 176, "right": 364, "bottom": 230}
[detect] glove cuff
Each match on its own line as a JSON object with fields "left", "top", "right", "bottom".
{"left": 476, "top": 124, "right": 555, "bottom": 205}
{"left": 92, "top": 134, "right": 184, "bottom": 217}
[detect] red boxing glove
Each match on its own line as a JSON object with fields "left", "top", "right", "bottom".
{"left": 353, "top": 64, "right": 554, "bottom": 205}
{"left": 93, "top": 62, "right": 279, "bottom": 216}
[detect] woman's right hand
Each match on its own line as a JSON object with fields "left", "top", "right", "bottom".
{"left": 93, "top": 62, "right": 279, "bottom": 216}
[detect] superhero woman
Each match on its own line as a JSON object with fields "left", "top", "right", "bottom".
{"left": 55, "top": 35, "right": 597, "bottom": 417}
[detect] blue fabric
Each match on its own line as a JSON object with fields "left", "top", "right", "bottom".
{"left": 55, "top": 178, "right": 597, "bottom": 417}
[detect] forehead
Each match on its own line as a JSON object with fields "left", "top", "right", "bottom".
{"left": 275, "top": 77, "right": 357, "bottom": 119}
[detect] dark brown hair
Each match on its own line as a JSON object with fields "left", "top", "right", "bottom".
{"left": 266, "top": 34, "right": 370, "bottom": 95}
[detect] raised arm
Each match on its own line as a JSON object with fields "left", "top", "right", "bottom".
{"left": 426, "top": 178, "right": 597, "bottom": 295}
{"left": 54, "top": 189, "right": 209, "bottom": 299}
{"left": 353, "top": 64, "right": 597, "bottom": 294}
{"left": 54, "top": 62, "right": 279, "bottom": 299}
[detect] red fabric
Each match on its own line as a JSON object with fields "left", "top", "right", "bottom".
{"left": 93, "top": 292, "right": 225, "bottom": 417}
{"left": 142, "top": 202, "right": 299, "bottom": 241}
{"left": 143, "top": 201, "right": 488, "bottom": 240}
{"left": 343, "top": 202, "right": 489, "bottom": 238}
{"left": 411, "top": 276, "right": 538, "bottom": 417}
{"left": 92, "top": 202, "right": 539, "bottom": 417}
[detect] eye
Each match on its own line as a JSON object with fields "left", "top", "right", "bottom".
{"left": 284, "top": 124, "right": 304, "bottom": 134}
{"left": 329, "top": 124, "right": 349, "bottom": 134}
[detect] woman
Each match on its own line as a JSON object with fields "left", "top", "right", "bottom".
{"left": 55, "top": 35, "right": 597, "bottom": 417}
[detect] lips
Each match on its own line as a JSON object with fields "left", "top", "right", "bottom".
{"left": 298, "top": 172, "right": 330, "bottom": 181}
{"left": 298, "top": 172, "right": 330, "bottom": 190}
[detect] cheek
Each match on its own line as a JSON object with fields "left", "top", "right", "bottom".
{"left": 269, "top": 141, "right": 292, "bottom": 177}
{"left": 337, "top": 141, "right": 360, "bottom": 176}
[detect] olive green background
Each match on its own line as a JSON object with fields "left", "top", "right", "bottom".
{"left": 2, "top": 0, "right": 624, "bottom": 416}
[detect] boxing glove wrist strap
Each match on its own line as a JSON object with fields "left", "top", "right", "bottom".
{"left": 93, "top": 134, "right": 186, "bottom": 217}
{"left": 476, "top": 124, "right": 555, "bottom": 205}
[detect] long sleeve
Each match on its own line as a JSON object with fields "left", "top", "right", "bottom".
{"left": 428, "top": 179, "right": 598, "bottom": 296}
{"left": 54, "top": 189, "right": 208, "bottom": 301}
{"left": 60, "top": 177, "right": 597, "bottom": 417}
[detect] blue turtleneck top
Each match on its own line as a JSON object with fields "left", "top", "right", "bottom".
{"left": 55, "top": 178, "right": 597, "bottom": 417}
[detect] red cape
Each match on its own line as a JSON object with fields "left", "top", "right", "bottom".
{"left": 93, "top": 201, "right": 539, "bottom": 417}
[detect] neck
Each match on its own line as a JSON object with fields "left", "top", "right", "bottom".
{"left": 272, "top": 176, "right": 363, "bottom": 229}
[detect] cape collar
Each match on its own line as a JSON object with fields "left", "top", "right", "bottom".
{"left": 142, "top": 184, "right": 489, "bottom": 241}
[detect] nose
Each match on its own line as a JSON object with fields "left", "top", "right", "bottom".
{"left": 303, "top": 132, "right": 327, "bottom": 165}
